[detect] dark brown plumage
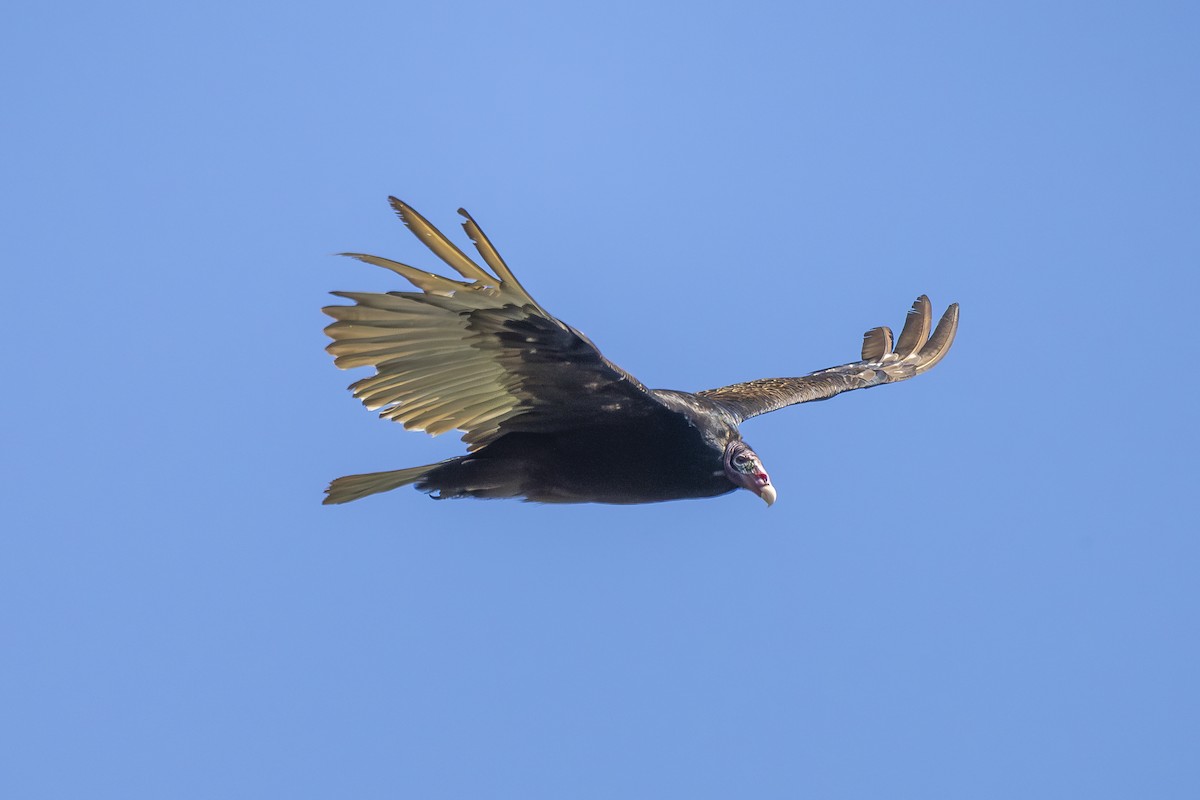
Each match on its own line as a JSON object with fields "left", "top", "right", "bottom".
{"left": 323, "top": 197, "right": 959, "bottom": 506}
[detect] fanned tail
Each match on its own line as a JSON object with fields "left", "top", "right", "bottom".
{"left": 324, "top": 437, "right": 548, "bottom": 504}
{"left": 324, "top": 462, "right": 443, "bottom": 505}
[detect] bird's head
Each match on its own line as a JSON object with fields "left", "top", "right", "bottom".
{"left": 724, "top": 441, "right": 776, "bottom": 506}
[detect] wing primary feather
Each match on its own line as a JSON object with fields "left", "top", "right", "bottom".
{"left": 388, "top": 197, "right": 496, "bottom": 285}
{"left": 326, "top": 291, "right": 433, "bottom": 312}
{"left": 894, "top": 295, "right": 932, "bottom": 358}
{"left": 338, "top": 253, "right": 466, "bottom": 296}
{"left": 915, "top": 303, "right": 959, "bottom": 372}
{"left": 861, "top": 326, "right": 894, "bottom": 361}
{"left": 457, "top": 208, "right": 552, "bottom": 317}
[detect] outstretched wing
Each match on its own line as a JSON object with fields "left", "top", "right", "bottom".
{"left": 323, "top": 198, "right": 671, "bottom": 450}
{"left": 696, "top": 296, "right": 959, "bottom": 423}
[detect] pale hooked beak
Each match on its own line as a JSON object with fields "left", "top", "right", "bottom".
{"left": 725, "top": 444, "right": 776, "bottom": 507}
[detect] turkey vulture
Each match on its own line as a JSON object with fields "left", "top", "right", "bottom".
{"left": 323, "top": 198, "right": 958, "bottom": 506}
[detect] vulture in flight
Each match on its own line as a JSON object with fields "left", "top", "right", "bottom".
{"left": 323, "top": 198, "right": 958, "bottom": 506}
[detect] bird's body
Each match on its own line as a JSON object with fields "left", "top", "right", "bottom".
{"left": 323, "top": 198, "right": 958, "bottom": 506}
{"left": 402, "top": 421, "right": 734, "bottom": 505}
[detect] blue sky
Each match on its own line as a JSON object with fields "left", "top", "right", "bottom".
{"left": 3, "top": 1, "right": 1197, "bottom": 797}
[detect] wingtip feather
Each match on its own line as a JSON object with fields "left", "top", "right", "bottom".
{"left": 894, "top": 295, "right": 933, "bottom": 358}
{"left": 385, "top": 198, "right": 495, "bottom": 284}
{"left": 861, "top": 326, "right": 894, "bottom": 361}
{"left": 915, "top": 303, "right": 959, "bottom": 372}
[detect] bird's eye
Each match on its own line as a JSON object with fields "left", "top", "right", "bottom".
{"left": 733, "top": 453, "right": 752, "bottom": 469}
